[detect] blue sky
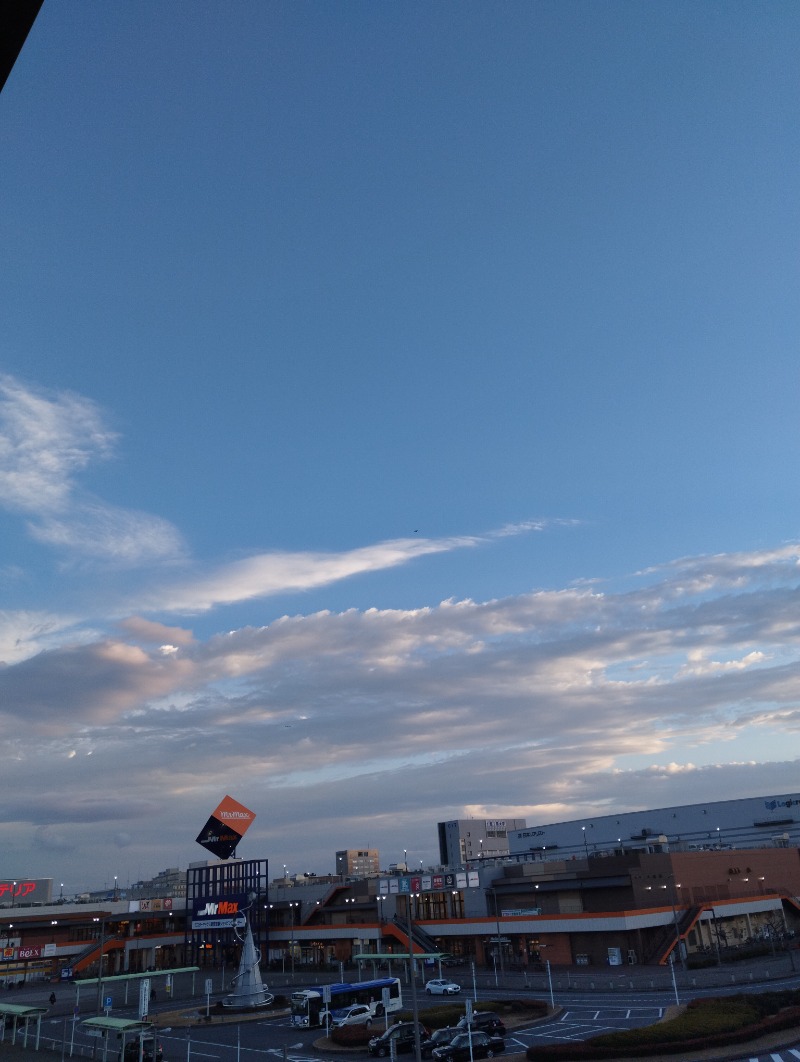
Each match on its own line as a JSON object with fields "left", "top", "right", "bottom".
{"left": 1, "top": 1, "right": 799, "bottom": 894}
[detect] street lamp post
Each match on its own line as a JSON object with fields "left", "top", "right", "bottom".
{"left": 406, "top": 892, "right": 422, "bottom": 1062}
{"left": 646, "top": 881, "right": 684, "bottom": 970}
{"left": 661, "top": 882, "right": 686, "bottom": 969}
{"left": 288, "top": 902, "right": 299, "bottom": 980}
{"left": 93, "top": 917, "right": 106, "bottom": 1015}
{"left": 492, "top": 888, "right": 505, "bottom": 985}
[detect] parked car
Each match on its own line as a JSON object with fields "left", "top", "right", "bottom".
{"left": 368, "top": 1021, "right": 429, "bottom": 1057}
{"left": 425, "top": 978, "right": 461, "bottom": 995}
{"left": 123, "top": 1040, "right": 163, "bottom": 1062}
{"left": 420, "top": 1026, "right": 462, "bottom": 1059}
{"left": 331, "top": 1003, "right": 374, "bottom": 1027}
{"left": 457, "top": 1011, "right": 506, "bottom": 1036}
{"left": 432, "top": 1031, "right": 506, "bottom": 1062}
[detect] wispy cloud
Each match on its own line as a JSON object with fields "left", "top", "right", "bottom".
{"left": 0, "top": 374, "right": 116, "bottom": 513}
{"left": 0, "top": 609, "right": 84, "bottom": 666}
{"left": 135, "top": 530, "right": 536, "bottom": 614}
{"left": 0, "top": 375, "right": 185, "bottom": 564}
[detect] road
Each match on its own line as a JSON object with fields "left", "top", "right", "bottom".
{"left": 9, "top": 956, "right": 800, "bottom": 1062}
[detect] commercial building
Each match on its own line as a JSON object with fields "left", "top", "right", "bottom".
{"left": 3, "top": 841, "right": 799, "bottom": 987}
{"left": 4, "top": 795, "right": 800, "bottom": 986}
{"left": 335, "top": 850, "right": 380, "bottom": 879}
{"left": 508, "top": 793, "right": 800, "bottom": 860}
{"left": 438, "top": 818, "right": 528, "bottom": 865}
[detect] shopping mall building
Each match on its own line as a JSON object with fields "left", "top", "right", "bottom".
{"left": 3, "top": 794, "right": 800, "bottom": 984}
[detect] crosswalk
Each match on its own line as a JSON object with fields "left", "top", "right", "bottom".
{"left": 739, "top": 1050, "right": 800, "bottom": 1062}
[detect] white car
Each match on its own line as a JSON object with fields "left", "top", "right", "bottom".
{"left": 331, "top": 1003, "right": 375, "bottom": 1026}
{"left": 425, "top": 978, "right": 461, "bottom": 995}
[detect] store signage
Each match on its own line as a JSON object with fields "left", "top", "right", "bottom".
{"left": 195, "top": 794, "right": 256, "bottom": 860}
{"left": 133, "top": 898, "right": 174, "bottom": 913}
{"left": 0, "top": 879, "right": 51, "bottom": 903}
{"left": 191, "top": 892, "right": 248, "bottom": 929}
{"left": 379, "top": 871, "right": 479, "bottom": 895}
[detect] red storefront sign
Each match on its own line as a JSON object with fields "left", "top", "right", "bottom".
{"left": 0, "top": 880, "right": 37, "bottom": 901}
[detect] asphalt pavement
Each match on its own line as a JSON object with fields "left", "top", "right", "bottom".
{"left": 3, "top": 951, "right": 800, "bottom": 1061}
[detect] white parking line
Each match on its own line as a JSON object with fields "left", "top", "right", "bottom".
{"left": 266, "top": 1054, "right": 318, "bottom": 1062}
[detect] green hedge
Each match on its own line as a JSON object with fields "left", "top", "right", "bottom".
{"left": 330, "top": 1023, "right": 377, "bottom": 1046}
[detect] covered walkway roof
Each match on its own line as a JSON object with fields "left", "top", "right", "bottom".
{"left": 0, "top": 1001, "right": 50, "bottom": 1050}
{"left": 0, "top": 1002, "right": 49, "bottom": 1017}
{"left": 81, "top": 1016, "right": 155, "bottom": 1032}
{"left": 75, "top": 965, "right": 199, "bottom": 987}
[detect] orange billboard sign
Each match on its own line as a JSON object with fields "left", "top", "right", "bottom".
{"left": 195, "top": 794, "right": 256, "bottom": 860}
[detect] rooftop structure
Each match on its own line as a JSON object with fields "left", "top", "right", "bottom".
{"left": 438, "top": 818, "right": 528, "bottom": 865}
{"left": 508, "top": 793, "right": 800, "bottom": 861}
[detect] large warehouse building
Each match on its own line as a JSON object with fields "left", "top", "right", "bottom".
{"left": 508, "top": 793, "right": 800, "bottom": 860}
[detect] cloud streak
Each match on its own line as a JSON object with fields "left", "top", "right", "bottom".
{"left": 141, "top": 535, "right": 481, "bottom": 613}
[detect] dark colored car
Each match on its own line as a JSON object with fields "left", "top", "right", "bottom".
{"left": 123, "top": 1040, "right": 163, "bottom": 1062}
{"left": 368, "top": 1022, "right": 429, "bottom": 1057}
{"left": 432, "top": 1030, "right": 506, "bottom": 1062}
{"left": 457, "top": 1012, "right": 506, "bottom": 1036}
{"left": 420, "top": 1026, "right": 461, "bottom": 1059}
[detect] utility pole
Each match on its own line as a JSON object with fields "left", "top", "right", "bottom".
{"left": 94, "top": 917, "right": 106, "bottom": 1015}
{"left": 406, "top": 892, "right": 422, "bottom": 1062}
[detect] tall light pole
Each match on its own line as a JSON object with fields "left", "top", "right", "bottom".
{"left": 661, "top": 881, "right": 686, "bottom": 969}
{"left": 406, "top": 891, "right": 422, "bottom": 1062}
{"left": 93, "top": 916, "right": 106, "bottom": 1015}
{"left": 288, "top": 902, "right": 299, "bottom": 980}
{"left": 490, "top": 886, "right": 505, "bottom": 985}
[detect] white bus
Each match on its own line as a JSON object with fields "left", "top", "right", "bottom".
{"left": 290, "top": 977, "right": 403, "bottom": 1028}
